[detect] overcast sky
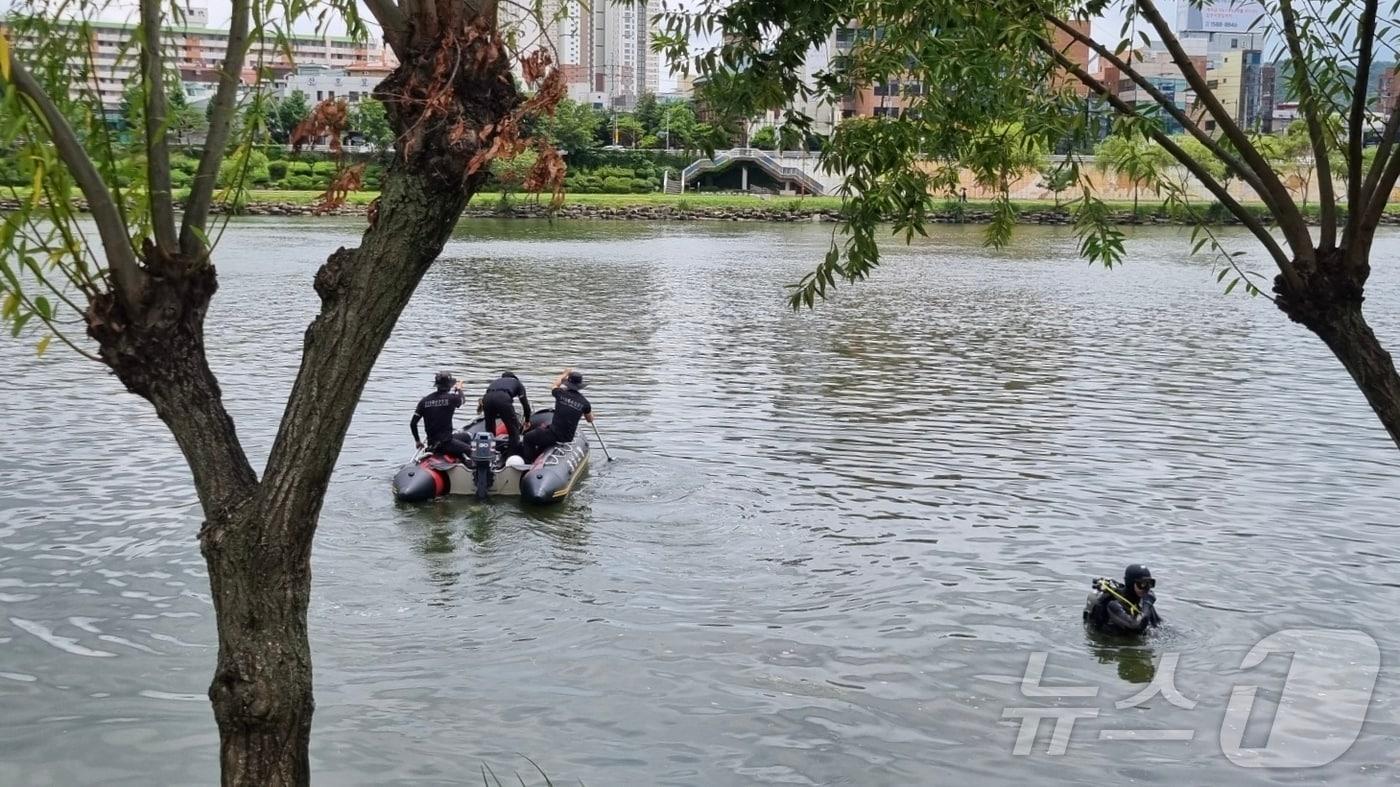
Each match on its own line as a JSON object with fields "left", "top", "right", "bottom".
{"left": 3, "top": 1, "right": 1338, "bottom": 85}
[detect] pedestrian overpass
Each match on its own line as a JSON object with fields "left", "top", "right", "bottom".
{"left": 672, "top": 148, "right": 827, "bottom": 195}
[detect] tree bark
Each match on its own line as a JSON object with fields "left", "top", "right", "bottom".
{"left": 87, "top": 247, "right": 257, "bottom": 512}
{"left": 1274, "top": 252, "right": 1400, "bottom": 450}
{"left": 203, "top": 506, "right": 314, "bottom": 787}
{"left": 1312, "top": 307, "right": 1400, "bottom": 450}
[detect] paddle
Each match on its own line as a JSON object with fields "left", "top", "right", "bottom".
{"left": 590, "top": 422, "right": 615, "bottom": 462}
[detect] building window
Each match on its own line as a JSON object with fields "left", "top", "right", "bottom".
{"left": 317, "top": 90, "right": 324, "bottom": 100}
{"left": 350, "top": 91, "right": 360, "bottom": 102}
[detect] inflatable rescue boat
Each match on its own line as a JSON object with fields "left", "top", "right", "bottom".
{"left": 392, "top": 409, "right": 590, "bottom": 505}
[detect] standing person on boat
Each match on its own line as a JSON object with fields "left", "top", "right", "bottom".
{"left": 479, "top": 371, "right": 532, "bottom": 456}
{"left": 521, "top": 369, "right": 593, "bottom": 462}
{"left": 1084, "top": 564, "right": 1162, "bottom": 635}
{"left": 410, "top": 371, "right": 471, "bottom": 461}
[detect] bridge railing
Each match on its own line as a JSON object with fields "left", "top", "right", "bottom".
{"left": 680, "top": 148, "right": 826, "bottom": 195}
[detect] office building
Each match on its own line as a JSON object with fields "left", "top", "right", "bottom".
{"left": 279, "top": 64, "right": 395, "bottom": 105}
{"left": 1213, "top": 49, "right": 1275, "bottom": 131}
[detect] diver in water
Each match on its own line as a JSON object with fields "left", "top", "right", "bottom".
{"left": 410, "top": 371, "right": 471, "bottom": 461}
{"left": 1084, "top": 564, "right": 1162, "bottom": 635}
{"left": 479, "top": 371, "right": 532, "bottom": 456}
{"left": 520, "top": 369, "right": 593, "bottom": 462}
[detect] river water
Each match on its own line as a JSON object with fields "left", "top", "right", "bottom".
{"left": 1, "top": 217, "right": 1398, "bottom": 785}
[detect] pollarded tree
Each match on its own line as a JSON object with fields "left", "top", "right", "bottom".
{"left": 0, "top": 0, "right": 564, "bottom": 782}
{"left": 660, "top": 0, "right": 1400, "bottom": 450}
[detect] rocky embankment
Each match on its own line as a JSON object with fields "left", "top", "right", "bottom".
{"left": 7, "top": 197, "right": 1397, "bottom": 226}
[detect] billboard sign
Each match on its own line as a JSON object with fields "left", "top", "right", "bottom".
{"left": 1183, "top": 1, "right": 1264, "bottom": 33}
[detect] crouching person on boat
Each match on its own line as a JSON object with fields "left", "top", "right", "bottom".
{"left": 411, "top": 371, "right": 471, "bottom": 461}
{"left": 521, "top": 369, "right": 593, "bottom": 463}
{"left": 1084, "top": 564, "right": 1162, "bottom": 635}
{"left": 480, "top": 371, "right": 532, "bottom": 457}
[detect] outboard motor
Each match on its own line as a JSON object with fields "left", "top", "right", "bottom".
{"left": 470, "top": 431, "right": 495, "bottom": 500}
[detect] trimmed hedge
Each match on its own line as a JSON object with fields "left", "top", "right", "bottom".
{"left": 0, "top": 144, "right": 672, "bottom": 194}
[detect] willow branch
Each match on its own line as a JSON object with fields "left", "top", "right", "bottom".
{"left": 180, "top": 0, "right": 251, "bottom": 257}
{"left": 1359, "top": 95, "right": 1400, "bottom": 214}
{"left": 1037, "top": 38, "right": 1296, "bottom": 282}
{"left": 1343, "top": 0, "right": 1379, "bottom": 249}
{"left": 364, "top": 0, "right": 408, "bottom": 58}
{"left": 1043, "top": 12, "right": 1277, "bottom": 214}
{"left": 1136, "top": 0, "right": 1310, "bottom": 257}
{"left": 8, "top": 56, "right": 146, "bottom": 309}
{"left": 1279, "top": 0, "right": 1337, "bottom": 249}
{"left": 140, "top": 0, "right": 177, "bottom": 253}
{"left": 1357, "top": 132, "right": 1400, "bottom": 260}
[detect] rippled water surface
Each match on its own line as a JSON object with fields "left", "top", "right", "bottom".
{"left": 2, "top": 217, "right": 1399, "bottom": 785}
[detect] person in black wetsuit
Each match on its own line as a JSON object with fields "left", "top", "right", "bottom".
{"left": 1084, "top": 564, "right": 1162, "bottom": 635}
{"left": 410, "top": 371, "right": 471, "bottom": 461}
{"left": 480, "top": 371, "right": 532, "bottom": 456}
{"left": 520, "top": 369, "right": 593, "bottom": 462}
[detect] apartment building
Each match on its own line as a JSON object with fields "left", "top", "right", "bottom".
{"left": 502, "top": 0, "right": 662, "bottom": 110}
{"left": 10, "top": 6, "right": 382, "bottom": 120}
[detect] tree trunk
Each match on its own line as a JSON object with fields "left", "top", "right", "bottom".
{"left": 204, "top": 505, "right": 314, "bottom": 785}
{"left": 84, "top": 11, "right": 522, "bottom": 784}
{"left": 1275, "top": 250, "right": 1400, "bottom": 449}
{"left": 1310, "top": 304, "right": 1400, "bottom": 449}
{"left": 204, "top": 16, "right": 520, "bottom": 784}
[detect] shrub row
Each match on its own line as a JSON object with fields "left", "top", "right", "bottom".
{"left": 0, "top": 147, "right": 693, "bottom": 193}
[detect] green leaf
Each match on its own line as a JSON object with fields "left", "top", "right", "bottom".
{"left": 11, "top": 311, "right": 32, "bottom": 337}
{"left": 0, "top": 29, "right": 10, "bottom": 83}
{"left": 33, "top": 295, "right": 51, "bottom": 320}
{"left": 35, "top": 334, "right": 50, "bottom": 357}
{"left": 1224, "top": 277, "right": 1240, "bottom": 295}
